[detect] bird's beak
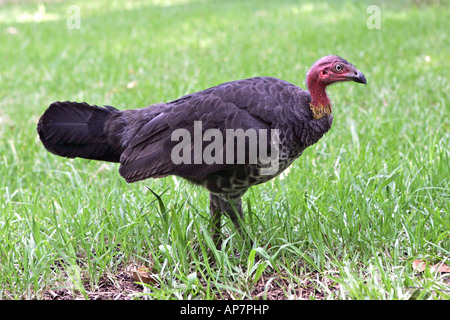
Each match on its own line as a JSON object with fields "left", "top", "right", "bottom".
{"left": 348, "top": 68, "right": 367, "bottom": 85}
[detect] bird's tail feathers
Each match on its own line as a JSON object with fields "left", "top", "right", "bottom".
{"left": 37, "top": 101, "right": 123, "bottom": 162}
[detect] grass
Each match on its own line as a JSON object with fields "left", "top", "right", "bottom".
{"left": 0, "top": 0, "right": 449, "bottom": 300}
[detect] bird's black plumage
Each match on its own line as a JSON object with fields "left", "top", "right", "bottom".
{"left": 38, "top": 56, "right": 366, "bottom": 247}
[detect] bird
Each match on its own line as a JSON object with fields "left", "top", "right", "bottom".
{"left": 37, "top": 55, "right": 366, "bottom": 247}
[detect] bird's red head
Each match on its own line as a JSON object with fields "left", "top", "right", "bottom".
{"left": 306, "top": 55, "right": 366, "bottom": 119}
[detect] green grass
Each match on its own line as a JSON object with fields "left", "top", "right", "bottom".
{"left": 0, "top": 0, "right": 449, "bottom": 300}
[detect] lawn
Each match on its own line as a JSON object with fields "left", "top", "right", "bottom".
{"left": 0, "top": 0, "right": 448, "bottom": 300}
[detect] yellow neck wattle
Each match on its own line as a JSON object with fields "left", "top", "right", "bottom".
{"left": 310, "top": 103, "right": 332, "bottom": 120}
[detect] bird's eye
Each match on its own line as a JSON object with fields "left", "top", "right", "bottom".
{"left": 335, "top": 64, "right": 343, "bottom": 71}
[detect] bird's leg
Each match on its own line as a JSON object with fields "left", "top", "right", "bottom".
{"left": 209, "top": 193, "right": 222, "bottom": 248}
{"left": 219, "top": 196, "right": 243, "bottom": 230}
{"left": 219, "top": 196, "right": 253, "bottom": 248}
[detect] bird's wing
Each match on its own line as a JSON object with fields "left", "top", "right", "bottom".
{"left": 118, "top": 77, "right": 300, "bottom": 183}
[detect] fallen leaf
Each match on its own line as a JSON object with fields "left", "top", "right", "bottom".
{"left": 435, "top": 263, "right": 450, "bottom": 273}
{"left": 6, "top": 27, "right": 18, "bottom": 35}
{"left": 413, "top": 260, "right": 450, "bottom": 273}
{"left": 130, "top": 265, "right": 158, "bottom": 285}
{"left": 413, "top": 260, "right": 426, "bottom": 272}
{"left": 127, "top": 81, "right": 137, "bottom": 89}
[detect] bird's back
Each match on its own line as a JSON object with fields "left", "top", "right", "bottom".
{"left": 117, "top": 77, "right": 316, "bottom": 186}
